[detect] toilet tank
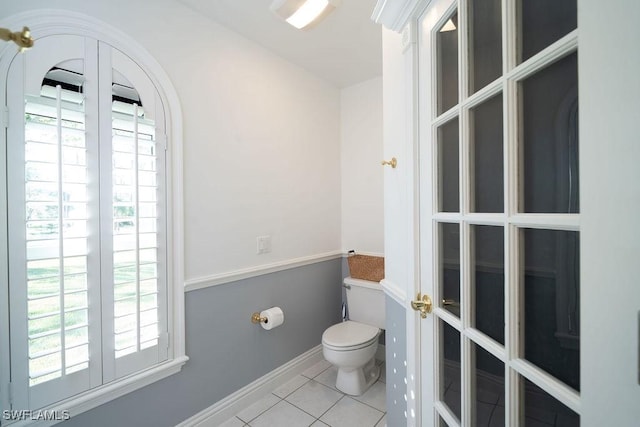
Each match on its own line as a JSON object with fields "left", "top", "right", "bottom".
{"left": 344, "top": 277, "right": 386, "bottom": 329}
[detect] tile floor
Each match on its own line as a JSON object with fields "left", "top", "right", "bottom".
{"left": 220, "top": 359, "right": 387, "bottom": 427}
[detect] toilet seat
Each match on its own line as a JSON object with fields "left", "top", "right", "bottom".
{"left": 322, "top": 321, "right": 379, "bottom": 351}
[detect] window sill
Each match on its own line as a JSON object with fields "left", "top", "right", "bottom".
{"left": 6, "top": 356, "right": 189, "bottom": 427}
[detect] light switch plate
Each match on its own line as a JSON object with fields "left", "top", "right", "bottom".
{"left": 257, "top": 235, "right": 271, "bottom": 254}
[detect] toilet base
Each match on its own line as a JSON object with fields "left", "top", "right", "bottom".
{"left": 335, "top": 357, "right": 380, "bottom": 396}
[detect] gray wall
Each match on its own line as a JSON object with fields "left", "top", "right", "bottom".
{"left": 385, "top": 295, "right": 407, "bottom": 427}
{"left": 62, "top": 259, "right": 343, "bottom": 427}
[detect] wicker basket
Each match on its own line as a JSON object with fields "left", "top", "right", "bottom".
{"left": 347, "top": 251, "right": 384, "bottom": 282}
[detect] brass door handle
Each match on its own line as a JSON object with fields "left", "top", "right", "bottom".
{"left": 381, "top": 157, "right": 397, "bottom": 168}
{"left": 411, "top": 293, "right": 433, "bottom": 319}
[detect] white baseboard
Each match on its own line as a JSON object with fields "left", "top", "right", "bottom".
{"left": 176, "top": 345, "right": 324, "bottom": 427}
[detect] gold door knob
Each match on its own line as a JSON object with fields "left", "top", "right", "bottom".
{"left": 381, "top": 157, "right": 397, "bottom": 168}
{"left": 411, "top": 293, "right": 433, "bottom": 319}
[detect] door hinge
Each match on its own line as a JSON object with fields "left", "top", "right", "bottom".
{"left": 2, "top": 106, "right": 8, "bottom": 128}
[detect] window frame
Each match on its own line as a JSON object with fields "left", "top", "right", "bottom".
{"left": 0, "top": 10, "right": 187, "bottom": 422}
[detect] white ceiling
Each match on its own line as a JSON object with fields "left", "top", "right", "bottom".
{"left": 176, "top": 0, "right": 382, "bottom": 88}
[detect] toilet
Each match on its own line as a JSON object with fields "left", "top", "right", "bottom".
{"left": 322, "top": 277, "right": 385, "bottom": 396}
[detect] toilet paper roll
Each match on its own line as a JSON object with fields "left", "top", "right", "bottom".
{"left": 260, "top": 307, "right": 284, "bottom": 330}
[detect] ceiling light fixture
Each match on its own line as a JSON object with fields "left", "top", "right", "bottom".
{"left": 270, "top": 0, "right": 341, "bottom": 30}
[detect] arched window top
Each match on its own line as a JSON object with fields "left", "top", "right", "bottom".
{"left": 1, "top": 9, "right": 182, "bottom": 148}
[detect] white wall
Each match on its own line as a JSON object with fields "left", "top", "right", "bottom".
{"left": 0, "top": 0, "right": 342, "bottom": 282}
{"left": 579, "top": 0, "right": 640, "bottom": 424}
{"left": 340, "top": 76, "right": 384, "bottom": 255}
{"left": 381, "top": 27, "right": 412, "bottom": 293}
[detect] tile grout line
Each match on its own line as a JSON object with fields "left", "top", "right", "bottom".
{"left": 351, "top": 380, "right": 388, "bottom": 413}
{"left": 247, "top": 387, "right": 387, "bottom": 427}
{"left": 240, "top": 360, "right": 387, "bottom": 427}
{"left": 301, "top": 362, "right": 332, "bottom": 380}
{"left": 239, "top": 394, "right": 283, "bottom": 425}
{"left": 285, "top": 377, "right": 387, "bottom": 424}
{"left": 283, "top": 380, "right": 347, "bottom": 424}
{"left": 372, "top": 411, "right": 386, "bottom": 427}
{"left": 278, "top": 399, "right": 321, "bottom": 426}
{"left": 312, "top": 390, "right": 387, "bottom": 427}
{"left": 239, "top": 361, "right": 331, "bottom": 426}
{"left": 314, "top": 394, "right": 346, "bottom": 425}
{"left": 273, "top": 379, "right": 309, "bottom": 400}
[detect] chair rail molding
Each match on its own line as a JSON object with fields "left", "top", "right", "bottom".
{"left": 371, "top": 0, "right": 428, "bottom": 32}
{"left": 380, "top": 278, "right": 407, "bottom": 306}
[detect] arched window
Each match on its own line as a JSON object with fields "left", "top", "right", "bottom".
{"left": 1, "top": 15, "right": 185, "bottom": 416}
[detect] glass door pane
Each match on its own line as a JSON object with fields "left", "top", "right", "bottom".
{"left": 521, "top": 377, "right": 579, "bottom": 426}
{"left": 518, "top": 0, "right": 577, "bottom": 63}
{"left": 468, "top": 0, "right": 502, "bottom": 94}
{"left": 437, "top": 10, "right": 459, "bottom": 114}
{"left": 470, "top": 94, "right": 503, "bottom": 213}
{"left": 520, "top": 53, "right": 579, "bottom": 214}
{"left": 440, "top": 222, "right": 461, "bottom": 318}
{"left": 441, "top": 320, "right": 461, "bottom": 421}
{"left": 522, "top": 228, "right": 580, "bottom": 391}
{"left": 438, "top": 118, "right": 460, "bottom": 213}
{"left": 473, "top": 343, "right": 505, "bottom": 426}
{"left": 472, "top": 225, "right": 504, "bottom": 344}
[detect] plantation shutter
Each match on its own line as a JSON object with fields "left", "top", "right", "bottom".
{"left": 7, "top": 35, "right": 168, "bottom": 410}
{"left": 101, "top": 44, "right": 168, "bottom": 381}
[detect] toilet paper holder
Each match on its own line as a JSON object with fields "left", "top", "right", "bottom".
{"left": 251, "top": 312, "right": 268, "bottom": 324}
{"left": 251, "top": 307, "right": 285, "bottom": 330}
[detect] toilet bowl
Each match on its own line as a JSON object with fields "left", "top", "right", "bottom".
{"left": 322, "top": 320, "right": 381, "bottom": 395}
{"left": 321, "top": 277, "right": 385, "bottom": 396}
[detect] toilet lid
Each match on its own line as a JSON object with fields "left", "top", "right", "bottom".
{"left": 322, "top": 321, "right": 379, "bottom": 348}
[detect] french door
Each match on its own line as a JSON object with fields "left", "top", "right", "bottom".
{"left": 415, "top": 0, "right": 580, "bottom": 425}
